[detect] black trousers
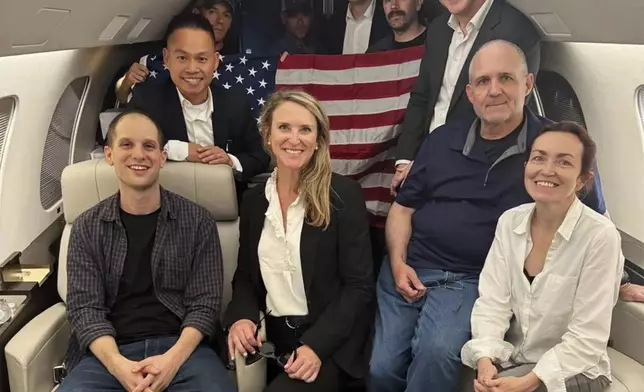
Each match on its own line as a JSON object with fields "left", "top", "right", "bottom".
{"left": 265, "top": 360, "right": 344, "bottom": 392}
{"left": 370, "top": 226, "right": 386, "bottom": 280}
{"left": 264, "top": 316, "right": 348, "bottom": 391}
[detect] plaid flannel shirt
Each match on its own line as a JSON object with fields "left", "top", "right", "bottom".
{"left": 64, "top": 187, "right": 223, "bottom": 370}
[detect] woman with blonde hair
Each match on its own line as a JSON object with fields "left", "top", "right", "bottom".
{"left": 224, "top": 90, "right": 375, "bottom": 391}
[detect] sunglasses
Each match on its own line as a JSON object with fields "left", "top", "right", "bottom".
{"left": 245, "top": 310, "right": 298, "bottom": 366}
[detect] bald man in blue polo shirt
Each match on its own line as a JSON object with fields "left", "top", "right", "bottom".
{"left": 368, "top": 40, "right": 607, "bottom": 392}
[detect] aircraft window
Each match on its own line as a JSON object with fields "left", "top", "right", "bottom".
{"left": 636, "top": 86, "right": 644, "bottom": 132}
{"left": 534, "top": 70, "right": 587, "bottom": 127}
{"left": 0, "top": 97, "right": 15, "bottom": 172}
{"left": 39, "top": 76, "right": 89, "bottom": 210}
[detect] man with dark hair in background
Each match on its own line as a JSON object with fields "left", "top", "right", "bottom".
{"left": 272, "top": 0, "right": 324, "bottom": 55}
{"left": 57, "top": 109, "right": 235, "bottom": 392}
{"left": 367, "top": 0, "right": 427, "bottom": 53}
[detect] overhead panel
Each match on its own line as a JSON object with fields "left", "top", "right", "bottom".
{"left": 12, "top": 7, "right": 70, "bottom": 48}
{"left": 530, "top": 13, "right": 571, "bottom": 38}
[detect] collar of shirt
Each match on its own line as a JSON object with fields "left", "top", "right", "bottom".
{"left": 176, "top": 87, "right": 214, "bottom": 123}
{"left": 99, "top": 186, "right": 176, "bottom": 223}
{"left": 458, "top": 112, "right": 529, "bottom": 157}
{"left": 265, "top": 168, "right": 304, "bottom": 207}
{"left": 513, "top": 197, "right": 585, "bottom": 241}
{"left": 346, "top": 0, "right": 375, "bottom": 22}
{"left": 447, "top": 0, "right": 494, "bottom": 33}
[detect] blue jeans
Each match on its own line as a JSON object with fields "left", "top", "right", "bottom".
{"left": 58, "top": 336, "right": 235, "bottom": 392}
{"left": 369, "top": 260, "right": 479, "bottom": 392}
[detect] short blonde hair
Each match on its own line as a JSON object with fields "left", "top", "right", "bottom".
{"left": 259, "top": 90, "right": 332, "bottom": 228}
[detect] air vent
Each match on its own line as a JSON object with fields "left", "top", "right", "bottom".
{"left": 40, "top": 77, "right": 89, "bottom": 210}
{"left": 127, "top": 18, "right": 151, "bottom": 40}
{"left": 0, "top": 97, "right": 16, "bottom": 171}
{"left": 99, "top": 15, "right": 130, "bottom": 41}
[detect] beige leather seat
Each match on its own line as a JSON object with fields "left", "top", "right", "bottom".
{"left": 4, "top": 159, "right": 266, "bottom": 392}
{"left": 460, "top": 300, "right": 644, "bottom": 391}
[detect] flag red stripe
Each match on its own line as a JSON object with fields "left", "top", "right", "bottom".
{"left": 277, "top": 46, "right": 425, "bottom": 71}
{"left": 327, "top": 110, "right": 406, "bottom": 130}
{"left": 362, "top": 186, "right": 395, "bottom": 203}
{"left": 275, "top": 77, "right": 417, "bottom": 101}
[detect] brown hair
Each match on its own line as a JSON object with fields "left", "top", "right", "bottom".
{"left": 259, "top": 90, "right": 332, "bottom": 228}
{"left": 531, "top": 121, "right": 597, "bottom": 194}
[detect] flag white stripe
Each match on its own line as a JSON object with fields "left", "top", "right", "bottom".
{"left": 276, "top": 59, "right": 422, "bottom": 86}
{"left": 366, "top": 200, "right": 392, "bottom": 216}
{"left": 359, "top": 172, "right": 394, "bottom": 189}
{"left": 320, "top": 94, "right": 410, "bottom": 116}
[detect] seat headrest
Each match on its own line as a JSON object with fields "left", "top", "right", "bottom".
{"left": 61, "top": 159, "right": 238, "bottom": 222}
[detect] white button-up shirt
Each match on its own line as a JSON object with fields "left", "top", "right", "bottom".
{"left": 258, "top": 170, "right": 309, "bottom": 317}
{"left": 164, "top": 88, "right": 242, "bottom": 172}
{"left": 461, "top": 198, "right": 624, "bottom": 392}
{"left": 342, "top": 0, "right": 376, "bottom": 54}
{"left": 395, "top": 0, "right": 494, "bottom": 168}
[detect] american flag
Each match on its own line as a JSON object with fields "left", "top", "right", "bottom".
{"left": 139, "top": 47, "right": 425, "bottom": 225}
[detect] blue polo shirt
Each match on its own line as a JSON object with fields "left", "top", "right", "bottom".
{"left": 396, "top": 109, "right": 606, "bottom": 273}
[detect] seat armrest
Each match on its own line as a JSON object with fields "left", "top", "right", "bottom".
{"left": 233, "top": 311, "right": 267, "bottom": 392}
{"left": 611, "top": 300, "right": 644, "bottom": 365}
{"left": 5, "top": 302, "right": 70, "bottom": 392}
{"left": 607, "top": 348, "right": 644, "bottom": 391}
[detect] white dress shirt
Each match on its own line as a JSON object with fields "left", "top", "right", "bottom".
{"left": 164, "top": 88, "right": 242, "bottom": 172}
{"left": 342, "top": 0, "right": 376, "bottom": 54}
{"left": 258, "top": 170, "right": 309, "bottom": 317}
{"left": 395, "top": 0, "right": 494, "bottom": 168}
{"left": 461, "top": 198, "right": 624, "bottom": 392}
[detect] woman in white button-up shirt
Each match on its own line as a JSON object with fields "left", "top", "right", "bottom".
{"left": 461, "top": 122, "right": 624, "bottom": 392}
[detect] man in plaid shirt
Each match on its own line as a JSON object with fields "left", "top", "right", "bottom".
{"left": 57, "top": 109, "right": 235, "bottom": 392}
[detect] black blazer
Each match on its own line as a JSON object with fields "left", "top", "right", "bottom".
{"left": 223, "top": 173, "right": 375, "bottom": 378}
{"left": 395, "top": 0, "right": 541, "bottom": 161}
{"left": 321, "top": 0, "right": 391, "bottom": 55}
{"left": 128, "top": 79, "right": 270, "bottom": 183}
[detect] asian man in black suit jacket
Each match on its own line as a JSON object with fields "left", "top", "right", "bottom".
{"left": 392, "top": 0, "right": 541, "bottom": 190}
{"left": 129, "top": 12, "right": 270, "bottom": 196}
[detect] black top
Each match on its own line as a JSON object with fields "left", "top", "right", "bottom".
{"left": 366, "top": 29, "right": 427, "bottom": 53}
{"left": 271, "top": 33, "right": 324, "bottom": 55}
{"left": 109, "top": 208, "right": 182, "bottom": 345}
{"left": 475, "top": 120, "right": 523, "bottom": 163}
{"left": 523, "top": 268, "right": 535, "bottom": 284}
